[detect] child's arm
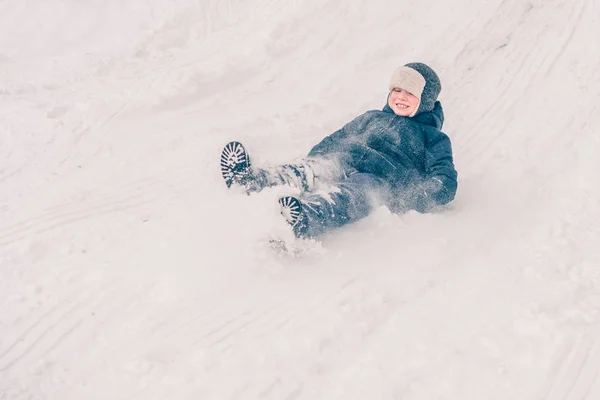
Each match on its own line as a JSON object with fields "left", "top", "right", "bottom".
{"left": 307, "top": 112, "right": 372, "bottom": 158}
{"left": 395, "top": 130, "right": 458, "bottom": 213}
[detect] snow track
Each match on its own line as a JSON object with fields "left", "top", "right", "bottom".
{"left": 539, "top": 324, "right": 600, "bottom": 400}
{"left": 1, "top": 0, "right": 599, "bottom": 399}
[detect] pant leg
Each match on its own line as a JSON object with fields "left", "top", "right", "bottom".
{"left": 253, "top": 157, "right": 347, "bottom": 192}
{"left": 297, "top": 173, "right": 390, "bottom": 238}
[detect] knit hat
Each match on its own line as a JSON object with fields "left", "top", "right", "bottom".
{"left": 389, "top": 62, "right": 441, "bottom": 116}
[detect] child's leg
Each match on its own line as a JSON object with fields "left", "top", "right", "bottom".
{"left": 283, "top": 173, "right": 389, "bottom": 238}
{"left": 255, "top": 157, "right": 346, "bottom": 192}
{"left": 221, "top": 141, "right": 346, "bottom": 193}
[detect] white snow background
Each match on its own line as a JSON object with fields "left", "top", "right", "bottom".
{"left": 1, "top": 0, "right": 600, "bottom": 399}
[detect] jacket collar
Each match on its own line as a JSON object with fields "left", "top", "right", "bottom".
{"left": 382, "top": 100, "right": 444, "bottom": 130}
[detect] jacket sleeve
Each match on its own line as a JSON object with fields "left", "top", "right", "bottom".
{"left": 396, "top": 129, "right": 458, "bottom": 213}
{"left": 307, "top": 127, "right": 349, "bottom": 157}
{"left": 307, "top": 112, "right": 371, "bottom": 158}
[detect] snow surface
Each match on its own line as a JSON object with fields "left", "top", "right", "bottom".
{"left": 1, "top": 0, "right": 600, "bottom": 399}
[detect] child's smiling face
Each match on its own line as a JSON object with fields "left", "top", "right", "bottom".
{"left": 388, "top": 88, "right": 419, "bottom": 117}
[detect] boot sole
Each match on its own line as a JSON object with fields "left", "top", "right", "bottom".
{"left": 220, "top": 141, "right": 250, "bottom": 188}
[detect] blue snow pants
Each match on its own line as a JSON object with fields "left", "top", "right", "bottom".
{"left": 258, "top": 161, "right": 390, "bottom": 237}
{"left": 299, "top": 172, "right": 390, "bottom": 237}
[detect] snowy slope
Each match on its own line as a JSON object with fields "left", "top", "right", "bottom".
{"left": 1, "top": 0, "right": 600, "bottom": 399}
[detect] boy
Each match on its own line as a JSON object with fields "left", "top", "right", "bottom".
{"left": 220, "top": 62, "right": 458, "bottom": 238}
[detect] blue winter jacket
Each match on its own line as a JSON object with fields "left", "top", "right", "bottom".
{"left": 307, "top": 101, "right": 458, "bottom": 213}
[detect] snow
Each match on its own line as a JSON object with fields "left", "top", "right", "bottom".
{"left": 1, "top": 0, "right": 599, "bottom": 398}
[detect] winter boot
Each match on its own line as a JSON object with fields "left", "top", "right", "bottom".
{"left": 220, "top": 141, "right": 257, "bottom": 190}
{"left": 278, "top": 196, "right": 309, "bottom": 238}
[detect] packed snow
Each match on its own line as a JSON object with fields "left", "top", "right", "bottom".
{"left": 1, "top": 0, "right": 599, "bottom": 399}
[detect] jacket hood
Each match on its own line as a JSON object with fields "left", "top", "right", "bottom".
{"left": 383, "top": 100, "right": 444, "bottom": 130}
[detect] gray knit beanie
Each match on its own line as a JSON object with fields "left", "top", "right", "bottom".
{"left": 389, "top": 62, "right": 441, "bottom": 115}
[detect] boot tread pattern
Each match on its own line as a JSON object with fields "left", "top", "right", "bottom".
{"left": 220, "top": 141, "right": 250, "bottom": 188}
{"left": 279, "top": 196, "right": 303, "bottom": 226}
